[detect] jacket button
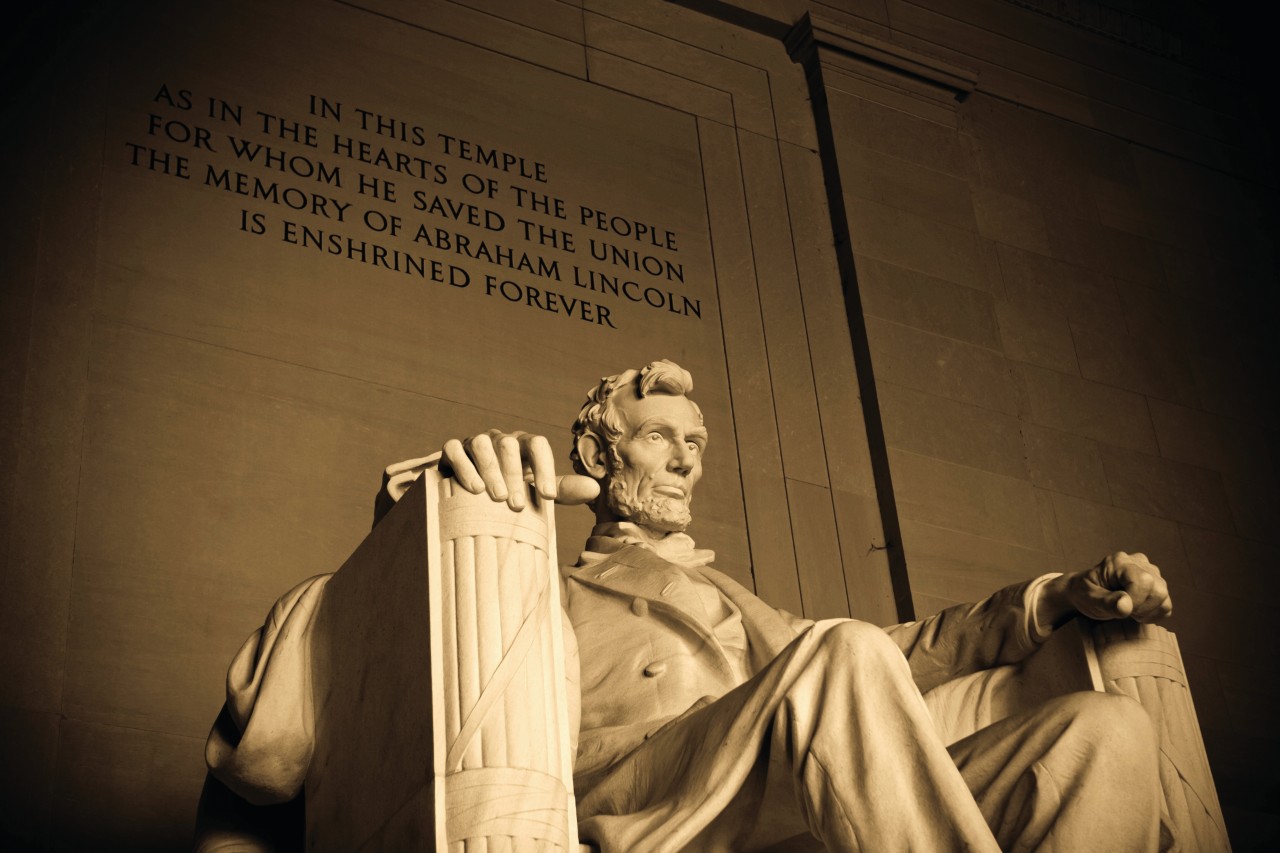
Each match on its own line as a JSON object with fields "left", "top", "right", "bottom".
{"left": 632, "top": 598, "right": 649, "bottom": 617}
{"left": 643, "top": 662, "right": 667, "bottom": 677}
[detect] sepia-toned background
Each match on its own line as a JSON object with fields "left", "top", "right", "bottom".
{"left": 2, "top": 0, "right": 1275, "bottom": 849}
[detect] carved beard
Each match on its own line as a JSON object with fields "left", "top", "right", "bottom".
{"left": 605, "top": 454, "right": 693, "bottom": 534}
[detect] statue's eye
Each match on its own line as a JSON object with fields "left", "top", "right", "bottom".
{"left": 686, "top": 442, "right": 700, "bottom": 454}
{"left": 646, "top": 431, "right": 664, "bottom": 443}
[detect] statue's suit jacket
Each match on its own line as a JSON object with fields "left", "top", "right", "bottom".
{"left": 562, "top": 544, "right": 1044, "bottom": 850}
{"left": 200, "top": 538, "right": 1045, "bottom": 851}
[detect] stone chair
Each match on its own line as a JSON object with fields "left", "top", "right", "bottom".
{"left": 304, "top": 459, "right": 1230, "bottom": 852}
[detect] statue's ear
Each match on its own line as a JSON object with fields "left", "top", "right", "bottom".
{"left": 575, "top": 434, "right": 609, "bottom": 480}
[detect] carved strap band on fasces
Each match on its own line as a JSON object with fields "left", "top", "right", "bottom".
{"left": 445, "top": 766, "right": 571, "bottom": 846}
{"left": 445, "top": 581, "right": 551, "bottom": 774}
{"left": 1093, "top": 634, "right": 1188, "bottom": 687}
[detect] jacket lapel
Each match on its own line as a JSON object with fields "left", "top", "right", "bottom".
{"left": 694, "top": 566, "right": 811, "bottom": 673}
{"left": 569, "top": 546, "right": 736, "bottom": 675}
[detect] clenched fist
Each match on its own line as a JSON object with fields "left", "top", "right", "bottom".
{"left": 1036, "top": 551, "right": 1173, "bottom": 634}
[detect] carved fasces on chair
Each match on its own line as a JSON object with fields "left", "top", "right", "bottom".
{"left": 306, "top": 460, "right": 578, "bottom": 851}
{"left": 431, "top": 468, "right": 578, "bottom": 851}
{"left": 1087, "top": 621, "right": 1231, "bottom": 853}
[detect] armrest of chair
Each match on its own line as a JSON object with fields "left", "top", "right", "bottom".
{"left": 1088, "top": 620, "right": 1231, "bottom": 852}
{"left": 922, "top": 619, "right": 1100, "bottom": 746}
{"left": 923, "top": 619, "right": 1231, "bottom": 852}
{"left": 307, "top": 460, "right": 579, "bottom": 851}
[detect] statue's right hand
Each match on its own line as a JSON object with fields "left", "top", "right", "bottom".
{"left": 441, "top": 430, "right": 599, "bottom": 511}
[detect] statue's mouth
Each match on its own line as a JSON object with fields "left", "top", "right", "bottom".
{"left": 652, "top": 485, "right": 687, "bottom": 499}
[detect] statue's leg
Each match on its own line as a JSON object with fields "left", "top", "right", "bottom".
{"left": 768, "top": 620, "right": 1002, "bottom": 853}
{"left": 947, "top": 691, "right": 1162, "bottom": 852}
{"left": 580, "top": 619, "right": 1009, "bottom": 852}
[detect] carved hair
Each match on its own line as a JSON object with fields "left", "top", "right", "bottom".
{"left": 570, "top": 359, "right": 702, "bottom": 476}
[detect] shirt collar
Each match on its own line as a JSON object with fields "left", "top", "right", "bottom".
{"left": 576, "top": 520, "right": 716, "bottom": 570}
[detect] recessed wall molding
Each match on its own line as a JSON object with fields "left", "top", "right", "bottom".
{"left": 785, "top": 13, "right": 978, "bottom": 111}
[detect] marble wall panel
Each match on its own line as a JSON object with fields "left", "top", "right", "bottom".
{"left": 1130, "top": 143, "right": 1259, "bottom": 221}
{"left": 738, "top": 130, "right": 829, "bottom": 488}
{"left": 959, "top": 96, "right": 1096, "bottom": 219}
{"left": 887, "top": 449, "right": 1057, "bottom": 552}
{"left": 846, "top": 197, "right": 992, "bottom": 292}
{"left": 995, "top": 242, "right": 1124, "bottom": 334}
{"left": 694, "top": 117, "right": 797, "bottom": 597}
{"left": 1042, "top": 208, "right": 1165, "bottom": 288}
{"left": 0, "top": 127, "right": 40, "bottom": 621}
{"left": 831, "top": 488, "right": 899, "bottom": 625}
{"left": 449, "top": 0, "right": 587, "bottom": 43}
{"left": 1148, "top": 399, "right": 1274, "bottom": 477}
{"left": 823, "top": 88, "right": 973, "bottom": 178}
{"left": 1020, "top": 423, "right": 1110, "bottom": 505}
{"left": 1096, "top": 444, "right": 1235, "bottom": 534}
{"left": 369, "top": 0, "right": 588, "bottom": 77}
{"left": 1157, "top": 242, "right": 1222, "bottom": 304}
{"left": 878, "top": 381, "right": 1027, "bottom": 480}
{"left": 585, "top": 48, "right": 736, "bottom": 125}
{"left": 50, "top": 720, "right": 207, "bottom": 853}
{"left": 1189, "top": 352, "right": 1275, "bottom": 428}
{"left": 821, "top": 64, "right": 965, "bottom": 129}
{"left": 1111, "top": 277, "right": 1190, "bottom": 352}
{"left": 866, "top": 316, "right": 1019, "bottom": 414}
{"left": 0, "top": 66, "right": 103, "bottom": 716}
{"left": 898, "top": 518, "right": 1068, "bottom": 613}
{"left": 838, "top": 142, "right": 977, "bottom": 231}
{"left": 584, "top": 8, "right": 775, "bottom": 138}
{"left": 1216, "top": 659, "right": 1280, "bottom": 741}
{"left": 969, "top": 186, "right": 1050, "bottom": 255}
{"left": 1087, "top": 175, "right": 1207, "bottom": 249}
{"left": 1071, "top": 320, "right": 1200, "bottom": 407}
{"left": 786, "top": 479, "right": 852, "bottom": 620}
{"left": 1012, "top": 362, "right": 1158, "bottom": 453}
{"left": 1220, "top": 469, "right": 1280, "bottom": 546}
{"left": 993, "top": 299, "right": 1079, "bottom": 374}
{"left": 1204, "top": 730, "right": 1280, "bottom": 841}
{"left": 587, "top": 0, "right": 819, "bottom": 148}
{"left": 858, "top": 257, "right": 1001, "bottom": 350}
{"left": 778, "top": 142, "right": 878, "bottom": 499}
{"left": 1178, "top": 525, "right": 1279, "bottom": 602}
{"left": 0, "top": 706, "right": 58, "bottom": 846}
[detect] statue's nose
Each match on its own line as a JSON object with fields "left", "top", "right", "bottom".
{"left": 668, "top": 443, "right": 694, "bottom": 473}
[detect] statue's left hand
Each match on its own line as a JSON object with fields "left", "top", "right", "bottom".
{"left": 1036, "top": 551, "right": 1173, "bottom": 633}
{"left": 1068, "top": 551, "right": 1173, "bottom": 623}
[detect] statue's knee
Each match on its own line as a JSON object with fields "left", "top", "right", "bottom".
{"left": 1053, "top": 692, "right": 1157, "bottom": 770}
{"left": 817, "top": 620, "right": 901, "bottom": 664}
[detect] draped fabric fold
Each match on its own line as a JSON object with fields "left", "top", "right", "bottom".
{"left": 205, "top": 574, "right": 331, "bottom": 806}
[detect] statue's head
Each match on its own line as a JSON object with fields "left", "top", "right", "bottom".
{"left": 570, "top": 360, "right": 707, "bottom": 533}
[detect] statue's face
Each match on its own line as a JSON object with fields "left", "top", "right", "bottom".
{"left": 603, "top": 392, "right": 707, "bottom": 533}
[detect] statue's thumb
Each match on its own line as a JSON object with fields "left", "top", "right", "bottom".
{"left": 555, "top": 475, "right": 600, "bottom": 506}
{"left": 1104, "top": 590, "right": 1134, "bottom": 619}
